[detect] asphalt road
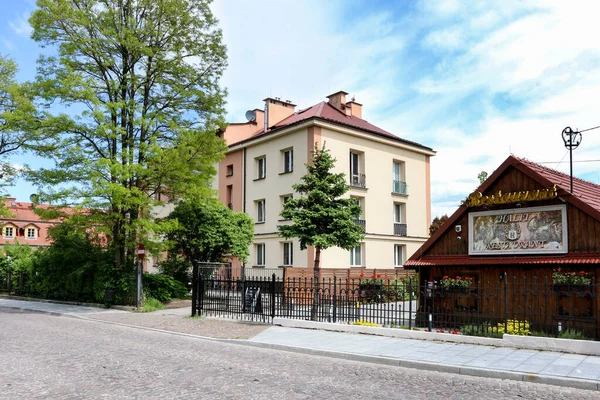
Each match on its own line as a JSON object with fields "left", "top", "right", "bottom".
{"left": 1, "top": 308, "right": 599, "bottom": 400}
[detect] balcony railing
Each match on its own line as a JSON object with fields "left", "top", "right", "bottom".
{"left": 393, "top": 180, "right": 408, "bottom": 195}
{"left": 394, "top": 223, "right": 407, "bottom": 236}
{"left": 353, "top": 219, "right": 366, "bottom": 231}
{"left": 350, "top": 173, "right": 366, "bottom": 188}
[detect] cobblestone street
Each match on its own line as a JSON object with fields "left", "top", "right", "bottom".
{"left": 1, "top": 308, "right": 599, "bottom": 400}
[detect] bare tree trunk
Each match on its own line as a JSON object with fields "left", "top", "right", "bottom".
{"left": 311, "top": 246, "right": 321, "bottom": 321}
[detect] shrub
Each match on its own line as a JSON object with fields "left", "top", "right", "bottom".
{"left": 558, "top": 329, "right": 592, "bottom": 340}
{"left": 139, "top": 297, "right": 164, "bottom": 312}
{"left": 461, "top": 322, "right": 502, "bottom": 338}
{"left": 157, "top": 256, "right": 191, "bottom": 286}
{"left": 497, "top": 320, "right": 530, "bottom": 336}
{"left": 142, "top": 273, "right": 189, "bottom": 303}
{"left": 352, "top": 320, "right": 379, "bottom": 327}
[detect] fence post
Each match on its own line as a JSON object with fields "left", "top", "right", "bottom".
{"left": 503, "top": 272, "right": 508, "bottom": 334}
{"left": 197, "top": 273, "right": 204, "bottom": 316}
{"left": 333, "top": 278, "right": 337, "bottom": 323}
{"left": 409, "top": 276, "right": 413, "bottom": 330}
{"left": 271, "top": 273, "right": 276, "bottom": 319}
{"left": 7, "top": 271, "right": 11, "bottom": 295}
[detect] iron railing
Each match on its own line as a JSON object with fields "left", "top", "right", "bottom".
{"left": 394, "top": 223, "right": 407, "bottom": 236}
{"left": 353, "top": 219, "right": 366, "bottom": 231}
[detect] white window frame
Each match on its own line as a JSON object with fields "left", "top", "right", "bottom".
{"left": 4, "top": 226, "right": 14, "bottom": 238}
{"left": 394, "top": 244, "right": 405, "bottom": 267}
{"left": 282, "top": 242, "right": 293, "bottom": 266}
{"left": 256, "top": 199, "right": 265, "bottom": 223}
{"left": 256, "top": 156, "right": 266, "bottom": 179}
{"left": 393, "top": 203, "right": 404, "bottom": 223}
{"left": 255, "top": 243, "right": 265, "bottom": 266}
{"left": 27, "top": 228, "right": 36, "bottom": 239}
{"left": 282, "top": 149, "right": 293, "bottom": 173}
{"left": 350, "top": 244, "right": 362, "bottom": 267}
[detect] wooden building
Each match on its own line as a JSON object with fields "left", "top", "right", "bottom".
{"left": 405, "top": 155, "right": 600, "bottom": 337}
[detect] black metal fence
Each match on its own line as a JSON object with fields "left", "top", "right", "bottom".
{"left": 0, "top": 271, "right": 31, "bottom": 296}
{"left": 193, "top": 272, "right": 599, "bottom": 340}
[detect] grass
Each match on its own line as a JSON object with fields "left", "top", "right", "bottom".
{"left": 137, "top": 297, "right": 165, "bottom": 312}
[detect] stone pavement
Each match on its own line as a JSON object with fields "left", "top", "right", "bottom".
{"left": 2, "top": 297, "right": 600, "bottom": 392}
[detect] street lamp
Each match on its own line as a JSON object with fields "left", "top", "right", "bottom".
{"left": 561, "top": 127, "right": 582, "bottom": 194}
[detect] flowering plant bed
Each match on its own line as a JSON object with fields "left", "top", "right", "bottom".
{"left": 439, "top": 275, "right": 472, "bottom": 292}
{"left": 552, "top": 268, "right": 592, "bottom": 285}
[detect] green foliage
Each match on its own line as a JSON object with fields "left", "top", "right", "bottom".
{"left": 27, "top": 0, "right": 229, "bottom": 270}
{"left": 552, "top": 268, "right": 592, "bottom": 285}
{"left": 157, "top": 256, "right": 192, "bottom": 286}
{"left": 28, "top": 220, "right": 119, "bottom": 303}
{"left": 142, "top": 272, "right": 189, "bottom": 303}
{"left": 477, "top": 171, "right": 488, "bottom": 185}
{"left": 278, "top": 143, "right": 364, "bottom": 253}
{"left": 352, "top": 320, "right": 379, "bottom": 327}
{"left": 139, "top": 296, "right": 164, "bottom": 312}
{"left": 497, "top": 320, "right": 531, "bottom": 336}
{"left": 166, "top": 200, "right": 254, "bottom": 264}
{"left": 429, "top": 214, "right": 448, "bottom": 236}
{"left": 460, "top": 322, "right": 503, "bottom": 338}
{"left": 439, "top": 275, "right": 472, "bottom": 290}
{"left": 2, "top": 240, "right": 36, "bottom": 273}
{"left": 558, "top": 329, "right": 592, "bottom": 340}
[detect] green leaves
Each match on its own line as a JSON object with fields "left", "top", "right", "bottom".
{"left": 278, "top": 144, "right": 364, "bottom": 251}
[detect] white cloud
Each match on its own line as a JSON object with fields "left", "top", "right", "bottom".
{"left": 8, "top": 13, "right": 33, "bottom": 38}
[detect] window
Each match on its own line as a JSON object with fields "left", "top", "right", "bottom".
{"left": 393, "top": 161, "right": 408, "bottom": 195}
{"left": 226, "top": 164, "right": 234, "bottom": 176}
{"left": 280, "top": 194, "right": 292, "bottom": 219}
{"left": 351, "top": 196, "right": 364, "bottom": 218}
{"left": 3, "top": 226, "right": 13, "bottom": 238}
{"left": 282, "top": 242, "right": 293, "bottom": 266}
{"left": 394, "top": 244, "right": 405, "bottom": 267}
{"left": 350, "top": 244, "right": 362, "bottom": 267}
{"left": 349, "top": 150, "right": 365, "bottom": 187}
{"left": 27, "top": 228, "right": 36, "bottom": 239}
{"left": 282, "top": 149, "right": 293, "bottom": 173}
{"left": 393, "top": 203, "right": 404, "bottom": 223}
{"left": 255, "top": 244, "right": 265, "bottom": 266}
{"left": 227, "top": 185, "right": 233, "bottom": 209}
{"left": 256, "top": 199, "right": 265, "bottom": 223}
{"left": 256, "top": 156, "right": 266, "bottom": 179}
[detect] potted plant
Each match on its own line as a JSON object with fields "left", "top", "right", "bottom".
{"left": 552, "top": 268, "right": 592, "bottom": 292}
{"left": 439, "top": 275, "right": 472, "bottom": 293}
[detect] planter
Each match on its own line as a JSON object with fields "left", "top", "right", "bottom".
{"left": 552, "top": 284, "right": 593, "bottom": 293}
{"left": 441, "top": 286, "right": 470, "bottom": 294}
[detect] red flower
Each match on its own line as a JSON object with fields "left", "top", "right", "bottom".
{"left": 443, "top": 275, "right": 448, "bottom": 279}
{"left": 557, "top": 267, "right": 562, "bottom": 272}
{"left": 456, "top": 276, "right": 461, "bottom": 279}
{"left": 371, "top": 274, "right": 375, "bottom": 279}
{"left": 360, "top": 273, "right": 364, "bottom": 277}
{"left": 376, "top": 274, "right": 381, "bottom": 278}
{"left": 579, "top": 271, "right": 586, "bottom": 275}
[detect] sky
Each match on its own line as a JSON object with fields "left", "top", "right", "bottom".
{"left": 1, "top": 0, "right": 600, "bottom": 219}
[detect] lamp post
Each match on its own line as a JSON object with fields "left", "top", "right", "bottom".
{"left": 561, "top": 127, "right": 582, "bottom": 194}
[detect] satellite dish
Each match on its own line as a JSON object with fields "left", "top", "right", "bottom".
{"left": 29, "top": 193, "right": 39, "bottom": 203}
{"left": 245, "top": 110, "right": 256, "bottom": 122}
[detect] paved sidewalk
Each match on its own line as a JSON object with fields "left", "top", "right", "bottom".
{"left": 2, "top": 297, "right": 600, "bottom": 392}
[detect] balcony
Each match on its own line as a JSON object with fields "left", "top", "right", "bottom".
{"left": 350, "top": 173, "right": 366, "bottom": 188}
{"left": 392, "top": 180, "right": 408, "bottom": 195}
{"left": 394, "top": 223, "right": 407, "bottom": 236}
{"left": 353, "top": 219, "right": 366, "bottom": 232}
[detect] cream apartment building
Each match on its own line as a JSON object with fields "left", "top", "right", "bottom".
{"left": 215, "top": 91, "right": 435, "bottom": 270}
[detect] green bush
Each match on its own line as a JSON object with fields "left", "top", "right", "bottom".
{"left": 157, "top": 257, "right": 191, "bottom": 286}
{"left": 461, "top": 322, "right": 503, "bottom": 338}
{"left": 142, "top": 273, "right": 189, "bottom": 303}
{"left": 139, "top": 297, "right": 164, "bottom": 312}
{"left": 558, "top": 329, "right": 592, "bottom": 340}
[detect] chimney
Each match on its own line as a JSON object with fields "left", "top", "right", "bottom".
{"left": 326, "top": 90, "right": 348, "bottom": 113}
{"left": 263, "top": 97, "right": 296, "bottom": 131}
{"left": 345, "top": 100, "right": 363, "bottom": 119}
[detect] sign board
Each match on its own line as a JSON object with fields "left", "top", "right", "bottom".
{"left": 244, "top": 286, "right": 262, "bottom": 313}
{"left": 137, "top": 244, "right": 145, "bottom": 259}
{"left": 468, "top": 204, "right": 567, "bottom": 255}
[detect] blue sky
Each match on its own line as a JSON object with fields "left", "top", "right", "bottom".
{"left": 2, "top": 0, "right": 600, "bottom": 218}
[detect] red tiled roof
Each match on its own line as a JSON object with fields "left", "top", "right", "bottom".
{"left": 407, "top": 155, "right": 600, "bottom": 267}
{"left": 240, "top": 101, "right": 433, "bottom": 151}
{"left": 406, "top": 253, "right": 600, "bottom": 267}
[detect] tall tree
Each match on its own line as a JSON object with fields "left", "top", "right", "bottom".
{"left": 165, "top": 200, "right": 254, "bottom": 316}
{"left": 27, "top": 0, "right": 228, "bottom": 270}
{"left": 478, "top": 171, "right": 488, "bottom": 185}
{"left": 429, "top": 214, "right": 449, "bottom": 236}
{"left": 279, "top": 144, "right": 364, "bottom": 320}
{"left": 0, "top": 55, "right": 39, "bottom": 216}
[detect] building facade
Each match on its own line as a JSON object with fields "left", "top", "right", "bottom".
{"left": 216, "top": 91, "right": 435, "bottom": 270}
{"left": 0, "top": 198, "right": 62, "bottom": 249}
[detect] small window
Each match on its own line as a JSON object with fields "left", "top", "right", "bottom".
{"left": 4, "top": 226, "right": 14, "bottom": 238}
{"left": 256, "top": 156, "right": 266, "bottom": 179}
{"left": 27, "top": 228, "right": 36, "bottom": 239}
{"left": 393, "top": 203, "right": 404, "bottom": 223}
{"left": 226, "top": 164, "right": 234, "bottom": 176}
{"left": 350, "top": 244, "right": 362, "bottom": 267}
{"left": 256, "top": 199, "right": 265, "bottom": 223}
{"left": 256, "top": 244, "right": 265, "bottom": 266}
{"left": 282, "top": 242, "right": 293, "bottom": 266}
{"left": 394, "top": 244, "right": 405, "bottom": 267}
{"left": 282, "top": 149, "right": 293, "bottom": 173}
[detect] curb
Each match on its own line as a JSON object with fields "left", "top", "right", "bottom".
{"left": 235, "top": 340, "right": 600, "bottom": 391}
{"left": 2, "top": 295, "right": 135, "bottom": 311}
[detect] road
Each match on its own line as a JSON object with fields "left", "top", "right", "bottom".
{"left": 1, "top": 308, "right": 599, "bottom": 399}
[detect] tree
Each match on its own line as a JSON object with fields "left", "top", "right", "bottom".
{"left": 478, "top": 171, "right": 488, "bottom": 185}
{"left": 0, "top": 55, "right": 40, "bottom": 216}
{"left": 429, "top": 214, "right": 449, "bottom": 236}
{"left": 278, "top": 144, "right": 364, "bottom": 320}
{"left": 166, "top": 200, "right": 254, "bottom": 316}
{"left": 27, "top": 0, "right": 228, "bottom": 271}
